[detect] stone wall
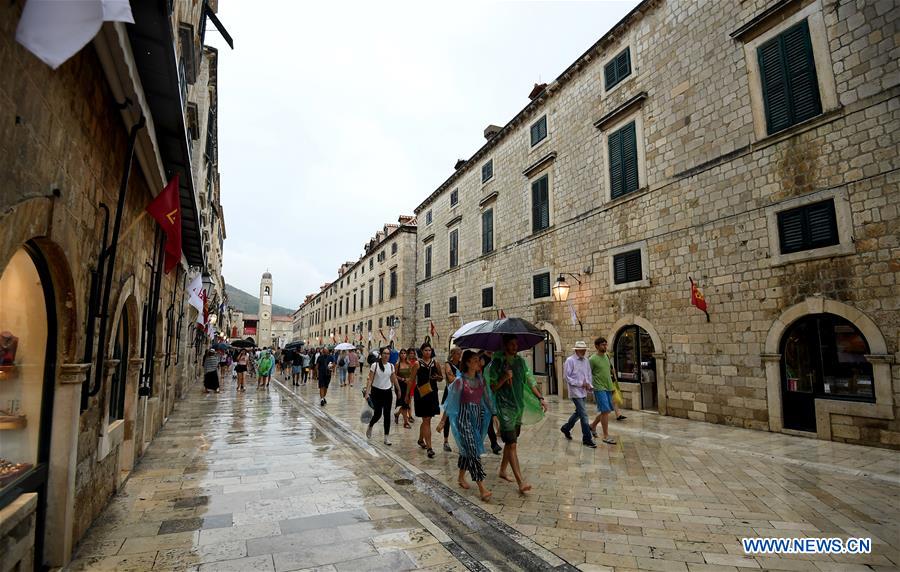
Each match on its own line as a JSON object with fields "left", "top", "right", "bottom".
{"left": 414, "top": 0, "right": 899, "bottom": 448}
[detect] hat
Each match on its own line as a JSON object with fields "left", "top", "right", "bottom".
{"left": 573, "top": 341, "right": 588, "bottom": 351}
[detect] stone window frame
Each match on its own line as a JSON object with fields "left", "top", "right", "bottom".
{"left": 449, "top": 188, "right": 459, "bottom": 210}
{"left": 529, "top": 114, "right": 550, "bottom": 152}
{"left": 481, "top": 283, "right": 496, "bottom": 310}
{"left": 607, "top": 240, "right": 650, "bottom": 292}
{"left": 527, "top": 167, "right": 554, "bottom": 235}
{"left": 738, "top": 0, "right": 838, "bottom": 142}
{"left": 448, "top": 225, "right": 460, "bottom": 269}
{"left": 600, "top": 107, "right": 647, "bottom": 205}
{"left": 601, "top": 42, "right": 635, "bottom": 96}
{"left": 481, "top": 205, "right": 495, "bottom": 255}
{"left": 423, "top": 302, "right": 431, "bottom": 319}
{"left": 481, "top": 158, "right": 494, "bottom": 186}
{"left": 531, "top": 267, "right": 553, "bottom": 301}
{"left": 425, "top": 209, "right": 433, "bottom": 226}
{"left": 449, "top": 294, "right": 459, "bottom": 317}
{"left": 765, "top": 187, "right": 855, "bottom": 267}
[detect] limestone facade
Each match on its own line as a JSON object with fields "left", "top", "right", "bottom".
{"left": 0, "top": 0, "right": 228, "bottom": 567}
{"left": 295, "top": 217, "right": 418, "bottom": 352}
{"left": 413, "top": 0, "right": 899, "bottom": 449}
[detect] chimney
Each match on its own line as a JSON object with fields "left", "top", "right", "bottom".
{"left": 528, "top": 83, "right": 548, "bottom": 100}
{"left": 483, "top": 125, "right": 502, "bottom": 140}
{"left": 454, "top": 159, "right": 466, "bottom": 170}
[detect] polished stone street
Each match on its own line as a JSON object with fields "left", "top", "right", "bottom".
{"left": 69, "top": 371, "right": 900, "bottom": 571}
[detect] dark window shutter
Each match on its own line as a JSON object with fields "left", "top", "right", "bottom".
{"left": 613, "top": 250, "right": 642, "bottom": 284}
{"left": 533, "top": 273, "right": 551, "bottom": 298}
{"left": 449, "top": 296, "right": 457, "bottom": 314}
{"left": 777, "top": 208, "right": 805, "bottom": 253}
{"left": 424, "top": 303, "right": 431, "bottom": 318}
{"left": 482, "top": 287, "right": 493, "bottom": 308}
{"left": 532, "top": 176, "right": 550, "bottom": 232}
{"left": 424, "top": 245, "right": 432, "bottom": 278}
{"left": 777, "top": 199, "right": 838, "bottom": 254}
{"left": 608, "top": 128, "right": 623, "bottom": 198}
{"left": 758, "top": 20, "right": 821, "bottom": 135}
{"left": 622, "top": 121, "right": 639, "bottom": 195}
{"left": 617, "top": 48, "right": 631, "bottom": 82}
{"left": 482, "top": 209, "right": 494, "bottom": 254}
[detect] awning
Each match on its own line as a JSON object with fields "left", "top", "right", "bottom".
{"left": 127, "top": 0, "right": 205, "bottom": 268}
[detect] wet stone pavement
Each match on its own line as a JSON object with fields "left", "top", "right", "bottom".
{"left": 68, "top": 369, "right": 900, "bottom": 572}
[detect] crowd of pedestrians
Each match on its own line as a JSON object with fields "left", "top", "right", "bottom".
{"left": 201, "top": 330, "right": 627, "bottom": 503}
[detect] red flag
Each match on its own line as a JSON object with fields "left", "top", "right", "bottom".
{"left": 690, "top": 277, "right": 709, "bottom": 322}
{"left": 498, "top": 309, "right": 506, "bottom": 319}
{"left": 146, "top": 175, "right": 182, "bottom": 273}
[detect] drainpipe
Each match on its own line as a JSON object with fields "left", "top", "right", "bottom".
{"left": 80, "top": 204, "right": 110, "bottom": 411}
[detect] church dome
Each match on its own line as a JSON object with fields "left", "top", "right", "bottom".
{"left": 262, "top": 272, "right": 272, "bottom": 279}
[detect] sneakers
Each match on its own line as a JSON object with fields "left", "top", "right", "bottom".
{"left": 443, "top": 443, "right": 452, "bottom": 452}
{"left": 426, "top": 448, "right": 435, "bottom": 458}
{"left": 383, "top": 436, "right": 391, "bottom": 446}
{"left": 491, "top": 443, "right": 502, "bottom": 455}
{"left": 560, "top": 426, "right": 572, "bottom": 440}
{"left": 617, "top": 415, "right": 627, "bottom": 421}
{"left": 320, "top": 398, "right": 326, "bottom": 406}
{"left": 366, "top": 425, "right": 373, "bottom": 439}
{"left": 583, "top": 441, "right": 598, "bottom": 448}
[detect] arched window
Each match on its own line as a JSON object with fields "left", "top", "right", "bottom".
{"left": 109, "top": 309, "right": 129, "bottom": 420}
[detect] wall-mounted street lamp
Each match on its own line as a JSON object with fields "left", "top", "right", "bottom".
{"left": 552, "top": 273, "right": 582, "bottom": 302}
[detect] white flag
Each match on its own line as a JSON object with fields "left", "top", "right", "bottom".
{"left": 389, "top": 327, "right": 395, "bottom": 341}
{"left": 368, "top": 331, "right": 373, "bottom": 342}
{"left": 16, "top": 0, "right": 134, "bottom": 69}
{"left": 187, "top": 274, "right": 204, "bottom": 312}
{"left": 567, "top": 299, "right": 578, "bottom": 327}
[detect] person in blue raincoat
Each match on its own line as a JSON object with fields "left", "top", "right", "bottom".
{"left": 436, "top": 350, "right": 497, "bottom": 502}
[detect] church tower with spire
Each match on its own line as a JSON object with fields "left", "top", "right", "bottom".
{"left": 258, "top": 271, "right": 273, "bottom": 348}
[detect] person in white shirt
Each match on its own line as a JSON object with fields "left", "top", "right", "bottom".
{"left": 365, "top": 346, "right": 400, "bottom": 445}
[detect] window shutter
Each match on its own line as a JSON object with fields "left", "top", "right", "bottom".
{"left": 758, "top": 38, "right": 790, "bottom": 134}
{"left": 783, "top": 20, "right": 822, "bottom": 124}
{"left": 532, "top": 177, "right": 550, "bottom": 232}
{"left": 608, "top": 128, "right": 623, "bottom": 198}
{"left": 617, "top": 48, "right": 631, "bottom": 82}
{"left": 613, "top": 250, "right": 642, "bottom": 284}
{"left": 806, "top": 201, "right": 837, "bottom": 247}
{"left": 533, "top": 273, "right": 551, "bottom": 298}
{"left": 482, "top": 209, "right": 493, "bottom": 254}
{"left": 482, "top": 287, "right": 493, "bottom": 308}
{"left": 777, "top": 209, "right": 805, "bottom": 253}
{"left": 622, "top": 121, "right": 639, "bottom": 195}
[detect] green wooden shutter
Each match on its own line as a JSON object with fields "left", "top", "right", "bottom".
{"left": 613, "top": 250, "right": 642, "bottom": 284}
{"left": 532, "top": 176, "right": 549, "bottom": 232}
{"left": 617, "top": 48, "right": 631, "bottom": 82}
{"left": 622, "top": 121, "right": 639, "bottom": 195}
{"left": 806, "top": 201, "right": 837, "bottom": 248}
{"left": 608, "top": 128, "right": 623, "bottom": 198}
{"left": 482, "top": 209, "right": 493, "bottom": 253}
{"left": 783, "top": 20, "right": 821, "bottom": 124}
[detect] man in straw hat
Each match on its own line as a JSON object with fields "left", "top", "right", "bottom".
{"left": 560, "top": 341, "right": 598, "bottom": 448}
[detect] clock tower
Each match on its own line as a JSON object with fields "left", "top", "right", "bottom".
{"left": 258, "top": 272, "right": 273, "bottom": 348}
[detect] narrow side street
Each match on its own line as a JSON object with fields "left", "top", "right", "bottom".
{"left": 70, "top": 373, "right": 900, "bottom": 571}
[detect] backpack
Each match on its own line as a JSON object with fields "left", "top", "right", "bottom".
{"left": 338, "top": 357, "right": 346, "bottom": 367}
{"left": 366, "top": 352, "right": 378, "bottom": 365}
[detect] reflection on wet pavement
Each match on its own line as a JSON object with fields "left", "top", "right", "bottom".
{"left": 67, "top": 380, "right": 465, "bottom": 571}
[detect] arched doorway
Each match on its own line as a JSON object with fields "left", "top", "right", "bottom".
{"left": 613, "top": 325, "right": 657, "bottom": 411}
{"left": 0, "top": 243, "right": 57, "bottom": 569}
{"left": 780, "top": 314, "right": 874, "bottom": 432}
{"left": 531, "top": 331, "right": 558, "bottom": 395}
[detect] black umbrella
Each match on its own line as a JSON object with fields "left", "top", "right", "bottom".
{"left": 231, "top": 337, "right": 255, "bottom": 348}
{"left": 453, "top": 317, "right": 545, "bottom": 351}
{"left": 284, "top": 341, "right": 305, "bottom": 351}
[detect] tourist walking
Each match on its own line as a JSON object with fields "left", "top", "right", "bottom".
{"left": 347, "top": 349, "right": 359, "bottom": 387}
{"left": 316, "top": 348, "right": 333, "bottom": 405}
{"left": 301, "top": 350, "right": 311, "bottom": 384}
{"left": 235, "top": 349, "right": 249, "bottom": 392}
{"left": 483, "top": 335, "right": 547, "bottom": 493}
{"left": 478, "top": 351, "right": 503, "bottom": 455}
{"left": 290, "top": 351, "right": 302, "bottom": 385}
{"left": 336, "top": 350, "right": 349, "bottom": 387}
{"left": 441, "top": 347, "right": 462, "bottom": 452}
{"left": 257, "top": 349, "right": 274, "bottom": 389}
{"left": 413, "top": 342, "right": 442, "bottom": 458}
{"left": 436, "top": 350, "right": 496, "bottom": 501}
{"left": 364, "top": 347, "right": 400, "bottom": 445}
{"left": 589, "top": 337, "right": 618, "bottom": 444}
{"left": 393, "top": 348, "right": 412, "bottom": 428}
{"left": 312, "top": 349, "right": 320, "bottom": 381}
{"left": 203, "top": 349, "right": 221, "bottom": 394}
{"left": 560, "top": 341, "right": 598, "bottom": 448}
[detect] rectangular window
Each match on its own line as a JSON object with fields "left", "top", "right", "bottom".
{"left": 369, "top": 259, "right": 374, "bottom": 270}
{"left": 481, "top": 287, "right": 494, "bottom": 309}
{"left": 533, "top": 272, "right": 551, "bottom": 299}
{"left": 338, "top": 298, "right": 343, "bottom": 317}
{"left": 481, "top": 159, "right": 493, "bottom": 183}
{"left": 604, "top": 47, "right": 632, "bottom": 90}
{"left": 531, "top": 175, "right": 550, "bottom": 232}
{"left": 389, "top": 268, "right": 397, "bottom": 298}
{"left": 391, "top": 242, "right": 397, "bottom": 255}
{"left": 359, "top": 290, "right": 364, "bottom": 310}
{"left": 482, "top": 208, "right": 494, "bottom": 254}
{"left": 345, "top": 297, "right": 349, "bottom": 314}
{"left": 758, "top": 20, "right": 822, "bottom": 135}
{"left": 530, "top": 115, "right": 547, "bottom": 146}
{"left": 424, "top": 244, "right": 432, "bottom": 279}
{"left": 379, "top": 317, "right": 383, "bottom": 328}
{"left": 613, "top": 249, "right": 643, "bottom": 284}
{"left": 608, "top": 120, "right": 639, "bottom": 199}
{"left": 368, "top": 319, "right": 372, "bottom": 331}
{"left": 378, "top": 274, "right": 385, "bottom": 303}
{"left": 449, "top": 229, "right": 459, "bottom": 268}
{"left": 426, "top": 210, "right": 433, "bottom": 225}
{"left": 450, "top": 188, "right": 458, "bottom": 207}
{"left": 368, "top": 283, "right": 373, "bottom": 306}
{"left": 353, "top": 292, "right": 357, "bottom": 312}
{"left": 424, "top": 303, "right": 431, "bottom": 318}
{"left": 449, "top": 296, "right": 458, "bottom": 315}
{"left": 777, "top": 199, "right": 839, "bottom": 254}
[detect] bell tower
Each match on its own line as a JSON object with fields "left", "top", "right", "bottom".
{"left": 259, "top": 271, "right": 273, "bottom": 347}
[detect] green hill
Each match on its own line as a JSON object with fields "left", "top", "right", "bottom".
{"left": 225, "top": 283, "right": 294, "bottom": 316}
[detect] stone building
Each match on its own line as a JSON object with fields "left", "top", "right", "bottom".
{"left": 414, "top": 0, "right": 898, "bottom": 449}
{"left": 295, "top": 217, "right": 417, "bottom": 352}
{"left": 0, "top": 0, "right": 230, "bottom": 568}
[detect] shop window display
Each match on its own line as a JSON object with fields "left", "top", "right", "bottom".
{"left": 0, "top": 248, "right": 49, "bottom": 490}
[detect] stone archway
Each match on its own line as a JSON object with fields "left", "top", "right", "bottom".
{"left": 534, "top": 321, "right": 564, "bottom": 398}
{"left": 607, "top": 315, "right": 668, "bottom": 414}
{"left": 763, "top": 297, "right": 893, "bottom": 440}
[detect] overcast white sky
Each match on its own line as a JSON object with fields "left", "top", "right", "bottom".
{"left": 209, "top": 1, "right": 640, "bottom": 309}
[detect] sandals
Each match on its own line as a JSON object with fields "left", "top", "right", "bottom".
{"left": 417, "top": 439, "right": 427, "bottom": 449}
{"left": 427, "top": 448, "right": 435, "bottom": 458}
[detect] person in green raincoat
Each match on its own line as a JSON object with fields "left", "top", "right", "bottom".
{"left": 483, "top": 334, "right": 547, "bottom": 493}
{"left": 257, "top": 349, "right": 274, "bottom": 389}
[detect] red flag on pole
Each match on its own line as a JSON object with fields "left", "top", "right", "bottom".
{"left": 429, "top": 320, "right": 439, "bottom": 342}
{"left": 146, "top": 174, "right": 182, "bottom": 273}
{"left": 689, "top": 277, "right": 709, "bottom": 322}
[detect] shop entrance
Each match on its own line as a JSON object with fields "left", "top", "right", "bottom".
{"left": 780, "top": 314, "right": 873, "bottom": 432}
{"left": 0, "top": 243, "right": 57, "bottom": 570}
{"left": 614, "top": 325, "right": 657, "bottom": 411}
{"left": 532, "top": 331, "right": 558, "bottom": 395}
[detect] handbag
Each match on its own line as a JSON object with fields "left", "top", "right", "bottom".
{"left": 612, "top": 385, "right": 624, "bottom": 407}
{"left": 417, "top": 380, "right": 433, "bottom": 398}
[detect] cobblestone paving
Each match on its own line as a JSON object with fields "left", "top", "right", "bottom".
{"left": 67, "top": 379, "right": 468, "bottom": 571}
{"left": 278, "top": 372, "right": 900, "bottom": 572}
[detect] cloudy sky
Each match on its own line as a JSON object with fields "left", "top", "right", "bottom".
{"left": 209, "top": 1, "right": 639, "bottom": 309}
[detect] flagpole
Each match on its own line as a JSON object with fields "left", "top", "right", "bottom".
{"left": 118, "top": 210, "right": 147, "bottom": 243}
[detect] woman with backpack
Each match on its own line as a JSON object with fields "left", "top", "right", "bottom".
{"left": 413, "top": 342, "right": 442, "bottom": 458}
{"left": 336, "top": 350, "right": 349, "bottom": 387}
{"left": 364, "top": 346, "right": 400, "bottom": 445}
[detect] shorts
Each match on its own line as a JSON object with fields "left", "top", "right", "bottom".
{"left": 292, "top": 365, "right": 302, "bottom": 374}
{"left": 318, "top": 378, "right": 331, "bottom": 389}
{"left": 594, "top": 389, "right": 614, "bottom": 413}
{"left": 235, "top": 364, "right": 247, "bottom": 373}
{"left": 499, "top": 425, "right": 522, "bottom": 444}
{"left": 348, "top": 366, "right": 356, "bottom": 373}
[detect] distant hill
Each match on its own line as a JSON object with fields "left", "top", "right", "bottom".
{"left": 225, "top": 283, "right": 294, "bottom": 316}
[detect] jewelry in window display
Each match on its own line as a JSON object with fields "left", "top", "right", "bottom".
{"left": 0, "top": 458, "right": 33, "bottom": 486}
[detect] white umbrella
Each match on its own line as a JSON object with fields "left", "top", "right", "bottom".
{"left": 334, "top": 342, "right": 357, "bottom": 351}
{"left": 452, "top": 320, "right": 488, "bottom": 340}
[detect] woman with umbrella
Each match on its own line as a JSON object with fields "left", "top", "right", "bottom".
{"left": 413, "top": 342, "right": 442, "bottom": 458}
{"left": 436, "top": 350, "right": 496, "bottom": 501}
